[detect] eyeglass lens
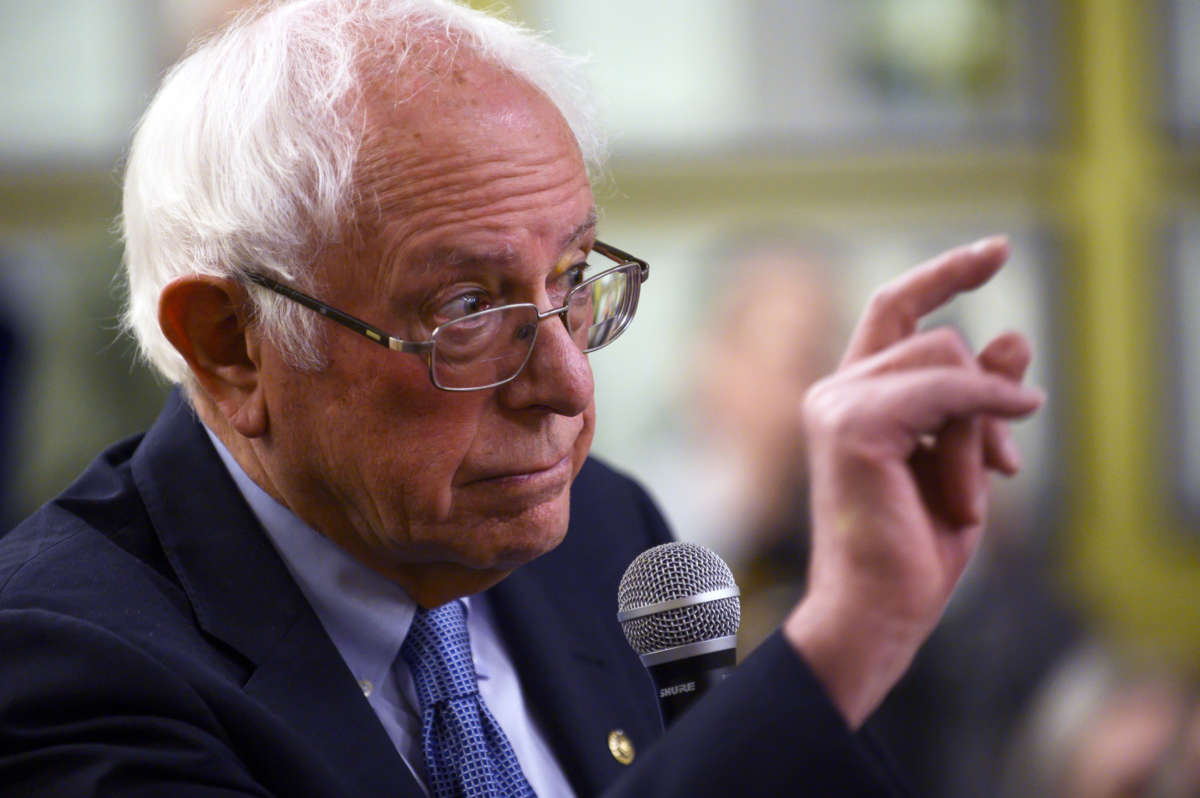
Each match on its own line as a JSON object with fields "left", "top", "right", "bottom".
{"left": 431, "top": 264, "right": 636, "bottom": 389}
{"left": 579, "top": 267, "right": 632, "bottom": 349}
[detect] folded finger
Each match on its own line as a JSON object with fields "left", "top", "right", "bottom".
{"left": 838, "top": 326, "right": 975, "bottom": 383}
{"left": 977, "top": 331, "right": 1032, "bottom": 382}
{"left": 806, "top": 366, "right": 1045, "bottom": 462}
{"left": 983, "top": 418, "right": 1020, "bottom": 474}
{"left": 912, "top": 415, "right": 987, "bottom": 528}
{"left": 976, "top": 332, "right": 1033, "bottom": 474}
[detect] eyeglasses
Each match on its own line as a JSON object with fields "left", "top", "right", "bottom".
{"left": 244, "top": 240, "right": 649, "bottom": 391}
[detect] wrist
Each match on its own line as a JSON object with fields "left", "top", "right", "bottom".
{"left": 782, "top": 589, "right": 923, "bottom": 729}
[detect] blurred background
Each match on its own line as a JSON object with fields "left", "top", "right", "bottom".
{"left": 3, "top": 0, "right": 1200, "bottom": 795}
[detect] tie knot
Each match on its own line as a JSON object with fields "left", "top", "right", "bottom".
{"left": 401, "top": 602, "right": 479, "bottom": 705}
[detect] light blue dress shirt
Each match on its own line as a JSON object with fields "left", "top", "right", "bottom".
{"left": 205, "top": 429, "right": 574, "bottom": 797}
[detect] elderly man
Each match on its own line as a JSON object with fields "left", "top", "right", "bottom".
{"left": 0, "top": 1, "right": 1041, "bottom": 796}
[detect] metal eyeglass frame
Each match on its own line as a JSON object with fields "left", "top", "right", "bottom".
{"left": 242, "top": 240, "right": 650, "bottom": 392}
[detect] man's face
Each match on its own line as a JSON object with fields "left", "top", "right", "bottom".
{"left": 251, "top": 64, "right": 597, "bottom": 602}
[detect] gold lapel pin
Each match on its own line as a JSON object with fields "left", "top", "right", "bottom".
{"left": 607, "top": 729, "right": 635, "bottom": 765}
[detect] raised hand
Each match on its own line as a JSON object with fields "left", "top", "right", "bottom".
{"left": 783, "top": 237, "right": 1044, "bottom": 728}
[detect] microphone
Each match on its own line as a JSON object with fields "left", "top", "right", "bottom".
{"left": 616, "top": 541, "right": 741, "bottom": 726}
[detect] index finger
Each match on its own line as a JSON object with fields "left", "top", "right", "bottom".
{"left": 841, "top": 236, "right": 1010, "bottom": 366}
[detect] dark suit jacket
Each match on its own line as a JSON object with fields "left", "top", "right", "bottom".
{"left": 0, "top": 392, "right": 907, "bottom": 796}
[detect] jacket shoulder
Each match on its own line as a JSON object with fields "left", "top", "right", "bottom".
{"left": 0, "top": 431, "right": 170, "bottom": 593}
{"left": 0, "top": 430, "right": 210, "bottom": 674}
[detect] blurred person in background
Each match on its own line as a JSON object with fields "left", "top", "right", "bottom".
{"left": 1003, "top": 642, "right": 1200, "bottom": 798}
{"left": 872, "top": 487, "right": 1082, "bottom": 798}
{"left": 647, "top": 231, "right": 846, "bottom": 653}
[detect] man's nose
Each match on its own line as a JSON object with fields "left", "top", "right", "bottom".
{"left": 498, "top": 304, "right": 593, "bottom": 416}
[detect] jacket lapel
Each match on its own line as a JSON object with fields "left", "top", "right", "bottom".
{"left": 130, "top": 392, "right": 421, "bottom": 798}
{"left": 241, "top": 610, "right": 422, "bottom": 798}
{"left": 487, "top": 542, "right": 664, "bottom": 795}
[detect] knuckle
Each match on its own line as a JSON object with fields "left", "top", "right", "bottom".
{"left": 983, "top": 332, "right": 1031, "bottom": 372}
{"left": 866, "top": 283, "right": 903, "bottom": 318}
{"left": 865, "top": 281, "right": 920, "bottom": 337}
{"left": 802, "top": 378, "right": 859, "bottom": 437}
{"left": 926, "top": 325, "right": 971, "bottom": 362}
{"left": 801, "top": 379, "right": 835, "bottom": 425}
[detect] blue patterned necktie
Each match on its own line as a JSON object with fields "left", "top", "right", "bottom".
{"left": 400, "top": 602, "right": 536, "bottom": 798}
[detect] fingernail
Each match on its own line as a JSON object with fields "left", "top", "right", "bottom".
{"left": 1002, "top": 436, "right": 1022, "bottom": 472}
{"left": 969, "top": 235, "right": 1007, "bottom": 256}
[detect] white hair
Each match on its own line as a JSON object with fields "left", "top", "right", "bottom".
{"left": 121, "top": 0, "right": 605, "bottom": 384}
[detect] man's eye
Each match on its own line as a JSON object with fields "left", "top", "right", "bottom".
{"left": 434, "top": 292, "right": 490, "bottom": 323}
{"left": 550, "top": 263, "right": 588, "bottom": 301}
{"left": 566, "top": 262, "right": 587, "bottom": 288}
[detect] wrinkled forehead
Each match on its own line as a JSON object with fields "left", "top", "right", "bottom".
{"left": 324, "top": 57, "right": 590, "bottom": 291}
{"left": 344, "top": 60, "right": 587, "bottom": 248}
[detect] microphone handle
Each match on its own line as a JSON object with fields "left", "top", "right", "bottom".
{"left": 647, "top": 647, "right": 736, "bottom": 726}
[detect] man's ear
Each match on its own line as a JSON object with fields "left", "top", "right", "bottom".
{"left": 158, "top": 276, "right": 268, "bottom": 438}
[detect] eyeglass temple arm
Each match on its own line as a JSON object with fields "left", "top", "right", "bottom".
{"left": 242, "top": 242, "right": 647, "bottom": 354}
{"left": 593, "top": 240, "right": 649, "bottom": 283}
{"left": 242, "top": 271, "right": 432, "bottom": 354}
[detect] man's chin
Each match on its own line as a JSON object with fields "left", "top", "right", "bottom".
{"left": 384, "top": 486, "right": 572, "bottom": 603}
{"left": 495, "top": 523, "right": 569, "bottom": 568}
{"left": 397, "top": 527, "right": 567, "bottom": 606}
{"left": 452, "top": 471, "right": 572, "bottom": 541}
{"left": 462, "top": 505, "right": 570, "bottom": 571}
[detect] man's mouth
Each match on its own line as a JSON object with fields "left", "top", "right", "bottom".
{"left": 464, "top": 455, "right": 571, "bottom": 486}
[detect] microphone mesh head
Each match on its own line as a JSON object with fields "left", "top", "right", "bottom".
{"left": 617, "top": 541, "right": 740, "bottom": 656}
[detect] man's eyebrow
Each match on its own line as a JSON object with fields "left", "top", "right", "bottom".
{"left": 560, "top": 209, "right": 598, "bottom": 251}
{"left": 410, "top": 246, "right": 514, "bottom": 275}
